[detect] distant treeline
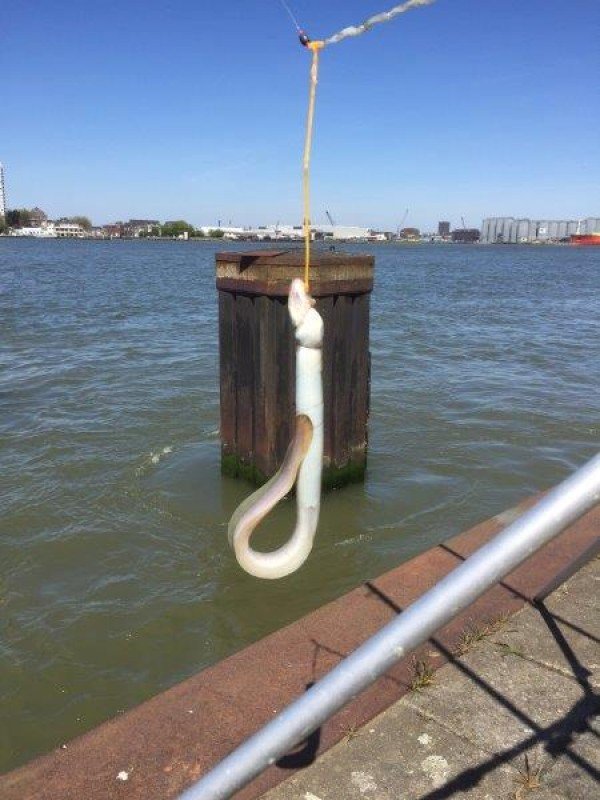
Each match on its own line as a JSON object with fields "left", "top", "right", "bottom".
{"left": 0, "top": 211, "right": 226, "bottom": 239}
{"left": 1, "top": 209, "right": 92, "bottom": 230}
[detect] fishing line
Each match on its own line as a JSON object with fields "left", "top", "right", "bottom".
{"left": 278, "top": 0, "right": 302, "bottom": 33}
{"left": 302, "top": 42, "right": 322, "bottom": 290}
{"left": 295, "top": 1, "right": 437, "bottom": 289}
{"left": 228, "top": 0, "right": 438, "bottom": 581}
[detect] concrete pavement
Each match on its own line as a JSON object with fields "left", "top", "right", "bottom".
{"left": 264, "top": 558, "right": 599, "bottom": 800}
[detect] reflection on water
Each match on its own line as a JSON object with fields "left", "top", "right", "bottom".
{"left": 0, "top": 239, "right": 598, "bottom": 771}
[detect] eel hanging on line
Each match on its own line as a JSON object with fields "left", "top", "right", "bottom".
{"left": 228, "top": 278, "right": 324, "bottom": 579}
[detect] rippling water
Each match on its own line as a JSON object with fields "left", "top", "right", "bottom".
{"left": 1, "top": 239, "right": 598, "bottom": 771}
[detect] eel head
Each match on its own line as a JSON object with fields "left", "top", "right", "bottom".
{"left": 288, "top": 278, "right": 323, "bottom": 349}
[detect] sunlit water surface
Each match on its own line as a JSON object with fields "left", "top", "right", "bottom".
{"left": 1, "top": 239, "right": 598, "bottom": 770}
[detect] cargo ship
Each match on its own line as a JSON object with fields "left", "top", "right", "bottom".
{"left": 570, "top": 232, "right": 600, "bottom": 245}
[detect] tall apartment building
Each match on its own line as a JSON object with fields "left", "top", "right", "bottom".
{"left": 0, "top": 163, "right": 6, "bottom": 218}
{"left": 480, "top": 216, "right": 599, "bottom": 243}
{"left": 438, "top": 221, "right": 450, "bottom": 237}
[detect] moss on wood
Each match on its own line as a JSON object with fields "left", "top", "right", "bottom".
{"left": 222, "top": 451, "right": 366, "bottom": 490}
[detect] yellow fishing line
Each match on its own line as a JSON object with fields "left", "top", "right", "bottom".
{"left": 302, "top": 41, "right": 323, "bottom": 291}
{"left": 299, "top": 2, "right": 435, "bottom": 290}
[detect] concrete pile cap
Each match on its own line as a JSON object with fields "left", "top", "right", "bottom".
{"left": 215, "top": 249, "right": 374, "bottom": 297}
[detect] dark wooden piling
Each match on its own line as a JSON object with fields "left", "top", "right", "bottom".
{"left": 217, "top": 249, "right": 374, "bottom": 488}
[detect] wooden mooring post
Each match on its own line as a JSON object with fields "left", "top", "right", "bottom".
{"left": 217, "top": 249, "right": 374, "bottom": 488}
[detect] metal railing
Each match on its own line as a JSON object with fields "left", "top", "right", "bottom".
{"left": 179, "top": 452, "right": 600, "bottom": 800}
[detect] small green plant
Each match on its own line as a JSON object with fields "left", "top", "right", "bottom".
{"left": 487, "top": 612, "right": 511, "bottom": 633}
{"left": 455, "top": 613, "right": 512, "bottom": 656}
{"left": 343, "top": 724, "right": 360, "bottom": 744}
{"left": 411, "top": 658, "right": 435, "bottom": 692}
{"left": 455, "top": 624, "right": 489, "bottom": 655}
{"left": 513, "top": 754, "right": 543, "bottom": 799}
{"left": 495, "top": 641, "right": 525, "bottom": 659}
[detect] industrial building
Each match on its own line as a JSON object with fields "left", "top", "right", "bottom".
{"left": 317, "top": 224, "right": 372, "bottom": 240}
{"left": 198, "top": 224, "right": 305, "bottom": 241}
{"left": 451, "top": 228, "right": 480, "bottom": 243}
{"left": 199, "top": 224, "right": 373, "bottom": 241}
{"left": 481, "top": 217, "right": 600, "bottom": 244}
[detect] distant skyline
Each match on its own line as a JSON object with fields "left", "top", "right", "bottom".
{"left": 3, "top": 0, "right": 599, "bottom": 230}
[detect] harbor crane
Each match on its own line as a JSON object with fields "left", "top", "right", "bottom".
{"left": 325, "top": 210, "right": 336, "bottom": 227}
{"left": 396, "top": 208, "right": 409, "bottom": 237}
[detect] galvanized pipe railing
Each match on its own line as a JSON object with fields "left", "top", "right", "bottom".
{"left": 180, "top": 452, "right": 600, "bottom": 800}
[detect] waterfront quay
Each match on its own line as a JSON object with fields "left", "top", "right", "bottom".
{"left": 265, "top": 555, "right": 599, "bottom": 800}
{"left": 1, "top": 493, "right": 597, "bottom": 800}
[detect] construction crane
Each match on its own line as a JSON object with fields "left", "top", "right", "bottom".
{"left": 396, "top": 208, "right": 409, "bottom": 237}
{"left": 461, "top": 216, "right": 467, "bottom": 230}
{"left": 325, "top": 210, "right": 336, "bottom": 227}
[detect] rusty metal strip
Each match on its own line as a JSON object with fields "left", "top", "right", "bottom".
{"left": 215, "top": 277, "right": 374, "bottom": 297}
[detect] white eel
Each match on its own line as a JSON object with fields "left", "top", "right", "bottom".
{"left": 228, "top": 278, "right": 324, "bottom": 579}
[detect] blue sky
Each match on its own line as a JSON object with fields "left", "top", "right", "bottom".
{"left": 2, "top": 0, "right": 599, "bottom": 230}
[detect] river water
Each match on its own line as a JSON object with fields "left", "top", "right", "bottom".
{"left": 1, "top": 239, "right": 598, "bottom": 771}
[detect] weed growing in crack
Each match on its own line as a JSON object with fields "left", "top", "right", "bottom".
{"left": 455, "top": 613, "right": 512, "bottom": 656}
{"left": 411, "top": 658, "right": 435, "bottom": 692}
{"left": 513, "top": 754, "right": 544, "bottom": 799}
